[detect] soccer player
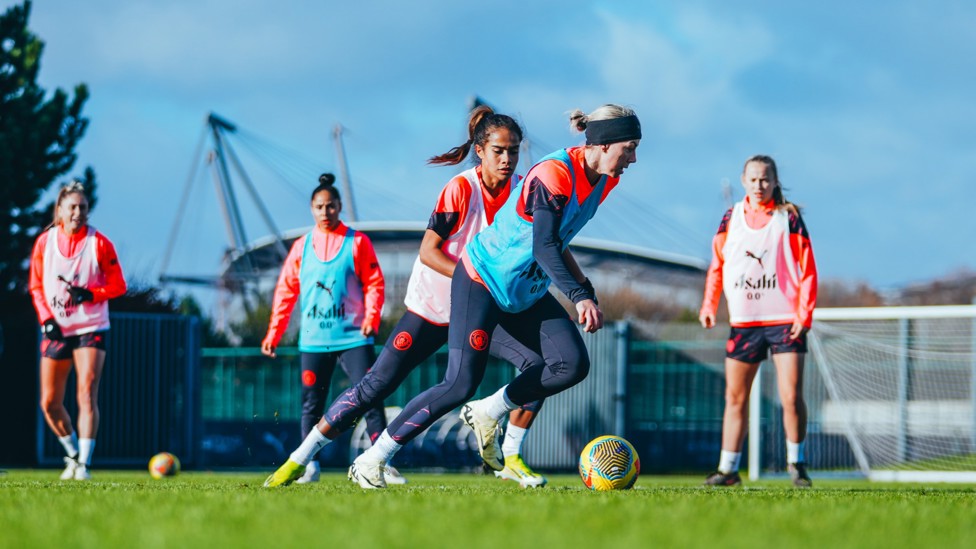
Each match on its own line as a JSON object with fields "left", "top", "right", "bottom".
{"left": 699, "top": 155, "right": 818, "bottom": 488}
{"left": 265, "top": 106, "right": 549, "bottom": 488}
{"left": 260, "top": 174, "right": 391, "bottom": 483}
{"left": 345, "top": 104, "right": 641, "bottom": 489}
{"left": 29, "top": 181, "right": 127, "bottom": 480}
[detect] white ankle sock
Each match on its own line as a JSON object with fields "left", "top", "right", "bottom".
{"left": 502, "top": 424, "right": 527, "bottom": 458}
{"left": 718, "top": 450, "right": 741, "bottom": 474}
{"left": 78, "top": 438, "right": 95, "bottom": 466}
{"left": 290, "top": 429, "right": 330, "bottom": 465}
{"left": 482, "top": 386, "right": 517, "bottom": 420}
{"left": 363, "top": 431, "right": 402, "bottom": 464}
{"left": 787, "top": 440, "right": 805, "bottom": 464}
{"left": 59, "top": 433, "right": 79, "bottom": 459}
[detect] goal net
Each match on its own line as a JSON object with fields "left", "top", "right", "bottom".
{"left": 800, "top": 305, "right": 976, "bottom": 482}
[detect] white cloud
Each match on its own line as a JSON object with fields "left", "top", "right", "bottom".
{"left": 585, "top": 6, "right": 775, "bottom": 136}
{"left": 20, "top": 0, "right": 976, "bottom": 287}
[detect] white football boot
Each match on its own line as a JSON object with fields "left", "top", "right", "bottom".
{"left": 74, "top": 464, "right": 91, "bottom": 481}
{"left": 60, "top": 456, "right": 79, "bottom": 480}
{"left": 348, "top": 453, "right": 386, "bottom": 489}
{"left": 383, "top": 465, "right": 407, "bottom": 485}
{"left": 459, "top": 400, "right": 504, "bottom": 471}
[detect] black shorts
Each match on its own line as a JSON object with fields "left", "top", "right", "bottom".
{"left": 725, "top": 325, "right": 806, "bottom": 363}
{"left": 41, "top": 330, "right": 109, "bottom": 360}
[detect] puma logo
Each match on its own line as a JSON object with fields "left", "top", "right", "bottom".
{"left": 315, "top": 280, "right": 335, "bottom": 299}
{"left": 745, "top": 250, "right": 768, "bottom": 269}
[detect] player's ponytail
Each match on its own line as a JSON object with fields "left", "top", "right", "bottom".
{"left": 311, "top": 173, "right": 341, "bottom": 203}
{"left": 428, "top": 105, "right": 523, "bottom": 166}
{"left": 744, "top": 155, "right": 799, "bottom": 215}
{"left": 771, "top": 185, "right": 789, "bottom": 210}
{"left": 568, "top": 109, "right": 589, "bottom": 133}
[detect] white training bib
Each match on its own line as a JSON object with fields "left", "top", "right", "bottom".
{"left": 403, "top": 168, "right": 492, "bottom": 324}
{"left": 41, "top": 226, "right": 110, "bottom": 336}
{"left": 721, "top": 202, "right": 800, "bottom": 325}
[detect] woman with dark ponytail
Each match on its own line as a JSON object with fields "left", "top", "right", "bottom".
{"left": 265, "top": 106, "right": 551, "bottom": 489}
{"left": 261, "top": 172, "right": 389, "bottom": 483}
{"left": 340, "top": 104, "right": 641, "bottom": 489}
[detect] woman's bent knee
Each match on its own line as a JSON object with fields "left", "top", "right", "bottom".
{"left": 568, "top": 355, "right": 590, "bottom": 386}
{"left": 40, "top": 398, "right": 63, "bottom": 417}
{"left": 555, "top": 353, "right": 590, "bottom": 390}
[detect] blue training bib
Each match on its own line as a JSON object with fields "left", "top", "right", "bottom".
{"left": 467, "top": 149, "right": 606, "bottom": 313}
{"left": 298, "top": 230, "right": 371, "bottom": 352}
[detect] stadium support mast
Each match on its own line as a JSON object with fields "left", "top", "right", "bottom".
{"left": 160, "top": 112, "right": 294, "bottom": 288}
{"left": 332, "top": 124, "right": 358, "bottom": 222}
{"left": 208, "top": 114, "right": 249, "bottom": 257}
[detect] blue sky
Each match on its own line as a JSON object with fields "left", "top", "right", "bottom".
{"left": 22, "top": 0, "right": 976, "bottom": 297}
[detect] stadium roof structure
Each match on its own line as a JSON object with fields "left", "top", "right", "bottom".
{"left": 159, "top": 110, "right": 710, "bottom": 308}
{"left": 220, "top": 220, "right": 706, "bottom": 282}
{"left": 200, "top": 221, "right": 708, "bottom": 315}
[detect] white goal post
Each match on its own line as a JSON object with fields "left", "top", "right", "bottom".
{"left": 749, "top": 304, "right": 976, "bottom": 483}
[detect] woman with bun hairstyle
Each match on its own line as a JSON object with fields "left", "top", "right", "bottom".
{"left": 699, "top": 155, "right": 818, "bottom": 488}
{"left": 29, "top": 181, "right": 127, "bottom": 481}
{"left": 345, "top": 104, "right": 641, "bottom": 489}
{"left": 265, "top": 106, "right": 549, "bottom": 489}
{"left": 261, "top": 173, "right": 389, "bottom": 483}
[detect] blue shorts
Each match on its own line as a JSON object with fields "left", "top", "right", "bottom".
{"left": 726, "top": 325, "right": 806, "bottom": 363}
{"left": 41, "top": 330, "right": 109, "bottom": 360}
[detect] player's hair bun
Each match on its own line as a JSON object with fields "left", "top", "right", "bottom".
{"left": 568, "top": 109, "right": 588, "bottom": 132}
{"left": 319, "top": 173, "right": 336, "bottom": 186}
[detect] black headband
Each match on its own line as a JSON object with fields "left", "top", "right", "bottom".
{"left": 584, "top": 115, "right": 642, "bottom": 145}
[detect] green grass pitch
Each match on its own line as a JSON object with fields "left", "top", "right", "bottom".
{"left": 2, "top": 470, "right": 975, "bottom": 548}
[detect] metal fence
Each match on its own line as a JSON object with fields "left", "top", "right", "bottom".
{"left": 37, "top": 313, "right": 201, "bottom": 467}
{"left": 198, "top": 322, "right": 849, "bottom": 474}
{"left": 198, "top": 324, "right": 627, "bottom": 470}
{"left": 630, "top": 323, "right": 859, "bottom": 475}
{"left": 198, "top": 344, "right": 518, "bottom": 468}
{"left": 38, "top": 314, "right": 875, "bottom": 475}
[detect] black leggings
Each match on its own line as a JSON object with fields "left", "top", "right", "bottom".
{"left": 300, "top": 345, "right": 386, "bottom": 451}
{"left": 387, "top": 265, "right": 589, "bottom": 444}
{"left": 323, "top": 310, "right": 545, "bottom": 434}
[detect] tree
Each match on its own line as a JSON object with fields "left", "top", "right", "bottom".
{"left": 816, "top": 278, "right": 886, "bottom": 308}
{"left": 0, "top": 0, "right": 94, "bottom": 302}
{"left": 894, "top": 269, "right": 976, "bottom": 306}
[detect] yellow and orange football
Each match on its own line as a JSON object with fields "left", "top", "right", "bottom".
{"left": 148, "top": 452, "right": 180, "bottom": 479}
{"left": 579, "top": 436, "right": 640, "bottom": 491}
